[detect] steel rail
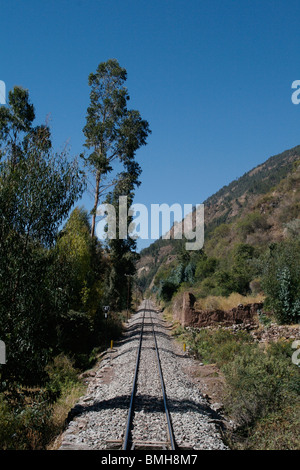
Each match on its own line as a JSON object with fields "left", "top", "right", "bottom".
{"left": 122, "top": 305, "right": 145, "bottom": 450}
{"left": 122, "top": 299, "right": 176, "bottom": 450}
{"left": 149, "top": 308, "right": 176, "bottom": 450}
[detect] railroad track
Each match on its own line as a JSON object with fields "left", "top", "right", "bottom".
{"left": 108, "top": 299, "right": 176, "bottom": 451}
{"left": 59, "top": 297, "right": 228, "bottom": 451}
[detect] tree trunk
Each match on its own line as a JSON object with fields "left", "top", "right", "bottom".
{"left": 91, "top": 169, "right": 101, "bottom": 238}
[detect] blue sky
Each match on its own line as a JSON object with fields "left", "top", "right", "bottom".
{"left": 2, "top": 0, "right": 300, "bottom": 250}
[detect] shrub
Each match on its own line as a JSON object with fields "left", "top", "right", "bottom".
{"left": 185, "top": 328, "right": 254, "bottom": 367}
{"left": 158, "top": 280, "right": 178, "bottom": 302}
{"left": 237, "top": 212, "right": 269, "bottom": 238}
{"left": 45, "top": 354, "right": 79, "bottom": 400}
{"left": 174, "top": 325, "right": 300, "bottom": 449}
{"left": 57, "top": 309, "right": 93, "bottom": 357}
{"left": 223, "top": 341, "right": 300, "bottom": 427}
{"left": 260, "top": 240, "right": 300, "bottom": 323}
{"left": 0, "top": 390, "right": 52, "bottom": 450}
{"left": 243, "top": 401, "right": 300, "bottom": 450}
{"left": 195, "top": 257, "right": 218, "bottom": 281}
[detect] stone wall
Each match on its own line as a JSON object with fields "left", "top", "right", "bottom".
{"left": 173, "top": 292, "right": 263, "bottom": 328}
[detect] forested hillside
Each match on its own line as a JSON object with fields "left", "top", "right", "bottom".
{"left": 137, "top": 145, "right": 300, "bottom": 325}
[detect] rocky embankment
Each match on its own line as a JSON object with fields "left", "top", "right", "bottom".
{"left": 173, "top": 292, "right": 263, "bottom": 328}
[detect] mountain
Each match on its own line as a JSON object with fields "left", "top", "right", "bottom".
{"left": 169, "top": 144, "right": 300, "bottom": 237}
{"left": 136, "top": 144, "right": 300, "bottom": 298}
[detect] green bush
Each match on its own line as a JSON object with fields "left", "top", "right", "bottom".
{"left": 243, "top": 401, "right": 300, "bottom": 450}
{"left": 158, "top": 280, "right": 178, "bottom": 302}
{"left": 260, "top": 240, "right": 300, "bottom": 323}
{"left": 175, "top": 326, "right": 300, "bottom": 449}
{"left": 0, "top": 395, "right": 15, "bottom": 447}
{"left": 58, "top": 309, "right": 93, "bottom": 356}
{"left": 0, "top": 390, "right": 52, "bottom": 450}
{"left": 185, "top": 328, "right": 254, "bottom": 366}
{"left": 195, "top": 257, "right": 218, "bottom": 282}
{"left": 237, "top": 212, "right": 269, "bottom": 238}
{"left": 45, "top": 354, "right": 79, "bottom": 400}
{"left": 0, "top": 354, "right": 83, "bottom": 450}
{"left": 223, "top": 340, "right": 300, "bottom": 427}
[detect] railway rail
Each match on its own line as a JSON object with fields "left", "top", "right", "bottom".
{"left": 59, "top": 298, "right": 228, "bottom": 451}
{"left": 108, "top": 299, "right": 176, "bottom": 451}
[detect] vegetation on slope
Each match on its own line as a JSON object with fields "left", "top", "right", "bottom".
{"left": 139, "top": 153, "right": 300, "bottom": 325}
{"left": 172, "top": 325, "right": 300, "bottom": 449}
{"left": 137, "top": 148, "right": 300, "bottom": 450}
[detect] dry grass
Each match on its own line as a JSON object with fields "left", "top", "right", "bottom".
{"left": 194, "top": 292, "right": 265, "bottom": 311}
{"left": 46, "top": 382, "right": 86, "bottom": 450}
{"left": 242, "top": 402, "right": 300, "bottom": 450}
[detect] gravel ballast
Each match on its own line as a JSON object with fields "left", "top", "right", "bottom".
{"left": 58, "top": 300, "right": 228, "bottom": 450}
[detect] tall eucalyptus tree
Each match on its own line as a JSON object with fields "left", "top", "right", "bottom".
{"left": 82, "top": 59, "right": 151, "bottom": 237}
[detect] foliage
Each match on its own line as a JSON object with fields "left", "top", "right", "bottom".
{"left": 174, "top": 327, "right": 300, "bottom": 449}
{"left": 82, "top": 58, "right": 151, "bottom": 237}
{"left": 260, "top": 240, "right": 300, "bottom": 323}
{"left": 183, "top": 262, "right": 196, "bottom": 284}
{"left": 103, "top": 159, "right": 141, "bottom": 311}
{"left": 195, "top": 255, "right": 218, "bottom": 281}
{"left": 0, "top": 390, "right": 52, "bottom": 450}
{"left": 56, "top": 206, "right": 104, "bottom": 311}
{"left": 158, "top": 280, "right": 178, "bottom": 302}
{"left": 81, "top": 59, "right": 151, "bottom": 312}
{"left": 183, "top": 328, "right": 254, "bottom": 366}
{"left": 236, "top": 212, "right": 269, "bottom": 238}
{"left": 0, "top": 87, "right": 85, "bottom": 386}
{"left": 223, "top": 340, "right": 300, "bottom": 428}
{"left": 284, "top": 218, "right": 300, "bottom": 238}
{"left": 0, "top": 354, "right": 82, "bottom": 450}
{"left": 0, "top": 72, "right": 150, "bottom": 449}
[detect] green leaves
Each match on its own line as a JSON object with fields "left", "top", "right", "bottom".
{"left": 83, "top": 59, "right": 129, "bottom": 170}
{"left": 0, "top": 87, "right": 35, "bottom": 136}
{"left": 82, "top": 59, "right": 151, "bottom": 237}
{"left": 0, "top": 86, "right": 36, "bottom": 167}
{"left": 261, "top": 240, "right": 300, "bottom": 323}
{"left": 0, "top": 87, "right": 85, "bottom": 386}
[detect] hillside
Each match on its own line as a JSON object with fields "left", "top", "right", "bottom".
{"left": 165, "top": 144, "right": 300, "bottom": 240}
{"left": 203, "top": 144, "right": 300, "bottom": 234}
{"left": 136, "top": 144, "right": 300, "bottom": 321}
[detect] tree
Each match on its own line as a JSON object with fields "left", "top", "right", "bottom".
{"left": 56, "top": 207, "right": 94, "bottom": 309}
{"left": 104, "top": 159, "right": 142, "bottom": 310}
{"left": 158, "top": 280, "right": 177, "bottom": 302}
{"left": 230, "top": 243, "right": 256, "bottom": 295}
{"left": 82, "top": 59, "right": 151, "bottom": 237}
{"left": 0, "top": 87, "right": 85, "bottom": 385}
{"left": 0, "top": 86, "right": 53, "bottom": 172}
{"left": 195, "top": 254, "right": 218, "bottom": 281}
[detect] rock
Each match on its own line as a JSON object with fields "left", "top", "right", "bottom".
{"left": 174, "top": 292, "right": 263, "bottom": 328}
{"left": 211, "top": 403, "right": 224, "bottom": 412}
